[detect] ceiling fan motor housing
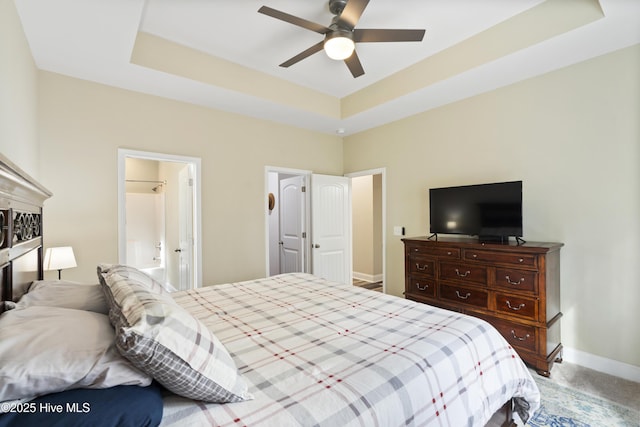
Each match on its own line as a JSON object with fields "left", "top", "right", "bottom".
{"left": 329, "top": 0, "right": 348, "bottom": 16}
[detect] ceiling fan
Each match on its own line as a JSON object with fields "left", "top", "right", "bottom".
{"left": 258, "top": 0, "right": 426, "bottom": 78}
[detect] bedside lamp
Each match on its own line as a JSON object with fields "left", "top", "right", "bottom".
{"left": 44, "top": 246, "right": 77, "bottom": 279}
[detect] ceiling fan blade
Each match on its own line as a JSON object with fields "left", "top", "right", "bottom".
{"left": 344, "top": 51, "right": 365, "bottom": 78}
{"left": 258, "top": 6, "right": 330, "bottom": 34}
{"left": 354, "top": 28, "right": 426, "bottom": 43}
{"left": 279, "top": 41, "right": 325, "bottom": 68}
{"left": 337, "top": 0, "right": 370, "bottom": 30}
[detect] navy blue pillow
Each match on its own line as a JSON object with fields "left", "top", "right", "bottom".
{"left": 0, "top": 382, "right": 163, "bottom": 427}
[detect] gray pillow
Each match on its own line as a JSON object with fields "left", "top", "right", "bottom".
{"left": 16, "top": 280, "right": 108, "bottom": 314}
{"left": 0, "top": 306, "right": 152, "bottom": 402}
{"left": 98, "top": 267, "right": 253, "bottom": 403}
{"left": 97, "top": 264, "right": 168, "bottom": 294}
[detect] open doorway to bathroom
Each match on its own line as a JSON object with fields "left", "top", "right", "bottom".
{"left": 117, "top": 149, "right": 202, "bottom": 291}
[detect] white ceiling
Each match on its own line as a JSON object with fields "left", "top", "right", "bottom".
{"left": 15, "top": 0, "right": 640, "bottom": 135}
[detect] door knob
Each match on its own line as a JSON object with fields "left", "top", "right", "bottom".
{"left": 174, "top": 248, "right": 182, "bottom": 253}
{"left": 313, "top": 244, "right": 320, "bottom": 248}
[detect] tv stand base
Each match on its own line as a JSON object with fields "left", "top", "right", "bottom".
{"left": 478, "top": 235, "right": 510, "bottom": 244}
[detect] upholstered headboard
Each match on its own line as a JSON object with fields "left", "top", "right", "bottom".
{"left": 0, "top": 153, "right": 52, "bottom": 311}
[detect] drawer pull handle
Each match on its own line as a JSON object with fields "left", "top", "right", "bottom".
{"left": 472, "top": 254, "right": 478, "bottom": 258}
{"left": 506, "top": 301, "right": 526, "bottom": 311}
{"left": 510, "top": 330, "right": 530, "bottom": 341}
{"left": 415, "top": 263, "right": 429, "bottom": 271}
{"left": 455, "top": 291, "right": 471, "bottom": 300}
{"left": 447, "top": 251, "right": 452, "bottom": 256}
{"left": 416, "top": 283, "right": 429, "bottom": 291}
{"left": 455, "top": 269, "right": 471, "bottom": 278}
{"left": 505, "top": 275, "right": 525, "bottom": 285}
{"left": 518, "top": 258, "right": 524, "bottom": 263}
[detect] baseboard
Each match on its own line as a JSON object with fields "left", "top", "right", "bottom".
{"left": 352, "top": 272, "right": 383, "bottom": 283}
{"left": 563, "top": 347, "right": 640, "bottom": 383}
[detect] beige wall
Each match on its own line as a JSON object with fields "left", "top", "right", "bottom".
{"left": 125, "top": 158, "right": 160, "bottom": 194}
{"left": 352, "top": 175, "right": 383, "bottom": 280}
{"left": 344, "top": 44, "right": 640, "bottom": 368}
{"left": 352, "top": 176, "right": 374, "bottom": 277}
{"left": 38, "top": 72, "right": 343, "bottom": 286}
{"left": 0, "top": 0, "right": 40, "bottom": 178}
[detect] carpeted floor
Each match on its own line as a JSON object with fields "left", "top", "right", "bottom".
{"left": 522, "top": 362, "right": 640, "bottom": 426}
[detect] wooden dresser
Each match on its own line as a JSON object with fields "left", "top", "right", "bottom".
{"left": 402, "top": 236, "right": 563, "bottom": 376}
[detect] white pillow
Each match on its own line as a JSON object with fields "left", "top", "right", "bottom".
{"left": 0, "top": 306, "right": 152, "bottom": 402}
{"left": 16, "top": 280, "right": 108, "bottom": 314}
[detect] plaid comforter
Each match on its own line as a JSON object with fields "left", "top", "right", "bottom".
{"left": 162, "top": 273, "right": 540, "bottom": 426}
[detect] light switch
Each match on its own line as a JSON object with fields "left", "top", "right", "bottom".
{"left": 393, "top": 226, "right": 405, "bottom": 236}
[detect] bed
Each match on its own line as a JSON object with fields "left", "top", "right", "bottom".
{"left": 0, "top": 153, "right": 540, "bottom": 426}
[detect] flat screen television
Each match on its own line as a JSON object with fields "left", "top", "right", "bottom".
{"left": 429, "top": 181, "right": 523, "bottom": 243}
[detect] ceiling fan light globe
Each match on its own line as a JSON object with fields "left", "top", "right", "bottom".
{"left": 324, "top": 34, "right": 355, "bottom": 60}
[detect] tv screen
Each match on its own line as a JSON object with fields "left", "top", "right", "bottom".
{"left": 429, "top": 181, "right": 523, "bottom": 240}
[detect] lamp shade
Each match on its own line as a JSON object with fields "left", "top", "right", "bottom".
{"left": 44, "top": 246, "right": 77, "bottom": 271}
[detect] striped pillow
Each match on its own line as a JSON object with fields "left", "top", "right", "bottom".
{"left": 97, "top": 264, "right": 168, "bottom": 294}
{"left": 98, "top": 268, "right": 252, "bottom": 403}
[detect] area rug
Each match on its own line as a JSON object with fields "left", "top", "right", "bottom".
{"left": 527, "top": 374, "right": 639, "bottom": 426}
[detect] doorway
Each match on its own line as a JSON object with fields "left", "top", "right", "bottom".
{"left": 118, "top": 149, "right": 202, "bottom": 291}
{"left": 346, "top": 169, "right": 386, "bottom": 293}
{"left": 266, "top": 166, "right": 384, "bottom": 290}
{"left": 266, "top": 167, "right": 310, "bottom": 277}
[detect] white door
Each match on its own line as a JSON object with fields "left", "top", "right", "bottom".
{"left": 311, "top": 174, "right": 352, "bottom": 285}
{"left": 177, "top": 166, "right": 194, "bottom": 290}
{"left": 279, "top": 176, "right": 305, "bottom": 273}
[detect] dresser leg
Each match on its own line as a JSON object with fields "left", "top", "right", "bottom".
{"left": 533, "top": 345, "right": 563, "bottom": 377}
{"left": 554, "top": 348, "right": 563, "bottom": 364}
{"left": 536, "top": 368, "right": 551, "bottom": 378}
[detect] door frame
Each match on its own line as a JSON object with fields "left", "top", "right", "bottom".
{"left": 345, "top": 168, "right": 386, "bottom": 293}
{"left": 117, "top": 149, "right": 203, "bottom": 288}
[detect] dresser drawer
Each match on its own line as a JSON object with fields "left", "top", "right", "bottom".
{"left": 494, "top": 293, "right": 538, "bottom": 321}
{"left": 439, "top": 262, "right": 487, "bottom": 285}
{"left": 486, "top": 317, "right": 538, "bottom": 353}
{"left": 407, "top": 245, "right": 460, "bottom": 259}
{"left": 495, "top": 268, "right": 537, "bottom": 293}
{"left": 439, "top": 283, "right": 488, "bottom": 309}
{"left": 407, "top": 277, "right": 436, "bottom": 298}
{"left": 464, "top": 249, "right": 537, "bottom": 268}
{"left": 403, "top": 237, "right": 563, "bottom": 377}
{"left": 408, "top": 256, "right": 435, "bottom": 277}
